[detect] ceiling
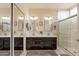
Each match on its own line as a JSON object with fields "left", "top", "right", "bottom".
{"left": 0, "top": 3, "right": 77, "bottom": 10}
{"left": 18, "top": 3, "right": 77, "bottom": 10}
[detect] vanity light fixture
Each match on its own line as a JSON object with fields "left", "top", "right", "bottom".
{"left": 44, "top": 16, "right": 53, "bottom": 20}
{"left": 1, "top": 16, "right": 10, "bottom": 23}
{"left": 2, "top": 16, "right": 10, "bottom": 20}
{"left": 30, "top": 16, "right": 34, "bottom": 20}
{"left": 34, "top": 16, "right": 38, "bottom": 20}
{"left": 30, "top": 16, "right": 38, "bottom": 20}
{"left": 44, "top": 17, "right": 49, "bottom": 20}
{"left": 18, "top": 16, "right": 24, "bottom": 20}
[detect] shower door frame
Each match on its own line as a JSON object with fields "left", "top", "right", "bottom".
{"left": 10, "top": 3, "right": 25, "bottom": 56}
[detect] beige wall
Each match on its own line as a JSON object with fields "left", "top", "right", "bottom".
{"left": 29, "top": 8, "right": 57, "bottom": 17}
{"left": 0, "top": 8, "right": 10, "bottom": 16}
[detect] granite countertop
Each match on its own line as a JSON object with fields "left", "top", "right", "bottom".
{"left": 26, "top": 34, "right": 57, "bottom": 37}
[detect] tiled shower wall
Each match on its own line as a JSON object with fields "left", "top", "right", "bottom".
{"left": 59, "top": 16, "right": 79, "bottom": 55}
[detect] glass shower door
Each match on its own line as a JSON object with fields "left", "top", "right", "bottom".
{"left": 13, "top": 4, "right": 24, "bottom": 56}
{"left": 59, "top": 15, "right": 79, "bottom": 55}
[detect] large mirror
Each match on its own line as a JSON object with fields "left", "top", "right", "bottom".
{"left": 26, "top": 16, "right": 57, "bottom": 35}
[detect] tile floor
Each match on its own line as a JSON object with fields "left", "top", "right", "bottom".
{"left": 26, "top": 50, "right": 58, "bottom": 56}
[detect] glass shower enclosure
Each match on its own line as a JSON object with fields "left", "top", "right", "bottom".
{"left": 0, "top": 3, "right": 25, "bottom": 56}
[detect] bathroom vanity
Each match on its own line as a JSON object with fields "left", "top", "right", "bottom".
{"left": 26, "top": 35, "right": 57, "bottom": 50}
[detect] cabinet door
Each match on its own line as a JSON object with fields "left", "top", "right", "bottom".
{"left": 3, "top": 38, "right": 10, "bottom": 50}
{"left": 0, "top": 39, "right": 3, "bottom": 50}
{"left": 14, "top": 37, "right": 23, "bottom": 50}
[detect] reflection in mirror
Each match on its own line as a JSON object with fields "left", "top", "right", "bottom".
{"left": 44, "top": 16, "right": 56, "bottom": 35}
{"left": 14, "top": 5, "right": 24, "bottom": 36}
{"left": 2, "top": 16, "right": 11, "bottom": 35}
{"left": 0, "top": 3, "right": 11, "bottom": 56}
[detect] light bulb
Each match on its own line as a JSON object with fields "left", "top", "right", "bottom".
{"left": 18, "top": 16, "right": 24, "bottom": 20}
{"left": 2, "top": 16, "right": 10, "bottom": 20}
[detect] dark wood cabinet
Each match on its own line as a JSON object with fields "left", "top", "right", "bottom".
{"left": 0, "top": 37, "right": 57, "bottom": 50}
{"left": 0, "top": 37, "right": 10, "bottom": 50}
{"left": 0, "top": 39, "right": 3, "bottom": 50}
{"left": 14, "top": 37, "right": 23, "bottom": 50}
{"left": 26, "top": 37, "right": 57, "bottom": 50}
